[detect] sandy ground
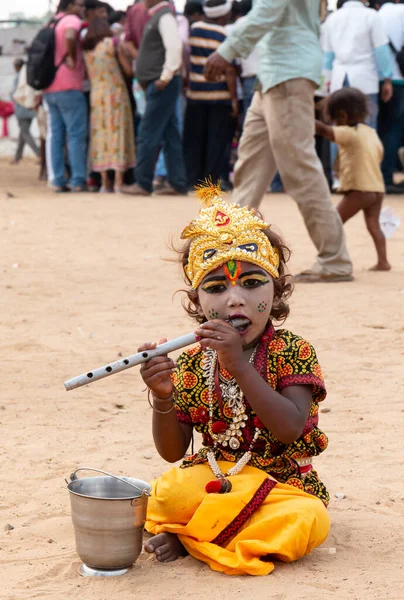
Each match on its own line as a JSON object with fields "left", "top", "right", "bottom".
{"left": 1, "top": 158, "right": 403, "bottom": 600}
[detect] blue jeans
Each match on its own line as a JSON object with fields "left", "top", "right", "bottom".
{"left": 271, "top": 171, "right": 284, "bottom": 192}
{"left": 366, "top": 93, "right": 379, "bottom": 130}
{"left": 378, "top": 83, "right": 404, "bottom": 185}
{"left": 44, "top": 90, "right": 88, "bottom": 188}
{"left": 155, "top": 94, "right": 184, "bottom": 178}
{"left": 135, "top": 76, "right": 186, "bottom": 193}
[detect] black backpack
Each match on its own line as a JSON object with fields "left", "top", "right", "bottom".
{"left": 389, "top": 41, "right": 404, "bottom": 78}
{"left": 27, "top": 16, "right": 67, "bottom": 91}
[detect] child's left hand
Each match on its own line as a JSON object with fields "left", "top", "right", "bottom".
{"left": 195, "top": 320, "right": 246, "bottom": 374}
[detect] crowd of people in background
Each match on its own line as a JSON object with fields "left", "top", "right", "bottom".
{"left": 8, "top": 0, "right": 404, "bottom": 195}
{"left": 7, "top": 0, "right": 404, "bottom": 278}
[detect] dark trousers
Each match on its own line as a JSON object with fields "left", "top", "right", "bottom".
{"left": 378, "top": 83, "right": 404, "bottom": 185}
{"left": 15, "top": 117, "right": 40, "bottom": 161}
{"left": 314, "top": 95, "right": 332, "bottom": 191}
{"left": 135, "top": 76, "right": 186, "bottom": 193}
{"left": 221, "top": 106, "right": 241, "bottom": 184}
{"left": 183, "top": 102, "right": 232, "bottom": 189}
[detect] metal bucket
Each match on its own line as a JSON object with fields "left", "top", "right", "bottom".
{"left": 67, "top": 468, "right": 151, "bottom": 574}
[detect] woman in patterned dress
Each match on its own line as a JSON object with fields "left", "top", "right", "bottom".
{"left": 83, "top": 19, "right": 135, "bottom": 193}
{"left": 138, "top": 186, "right": 330, "bottom": 576}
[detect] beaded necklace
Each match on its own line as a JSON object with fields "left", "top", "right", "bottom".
{"left": 202, "top": 346, "right": 261, "bottom": 494}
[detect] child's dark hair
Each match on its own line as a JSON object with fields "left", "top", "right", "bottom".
{"left": 175, "top": 213, "right": 294, "bottom": 325}
{"left": 326, "top": 87, "right": 368, "bottom": 124}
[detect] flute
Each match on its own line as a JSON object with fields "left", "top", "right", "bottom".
{"left": 64, "top": 317, "right": 249, "bottom": 391}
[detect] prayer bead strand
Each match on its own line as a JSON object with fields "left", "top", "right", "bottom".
{"left": 203, "top": 347, "right": 261, "bottom": 484}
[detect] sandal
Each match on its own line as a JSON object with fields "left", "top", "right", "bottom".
{"left": 121, "top": 183, "right": 150, "bottom": 196}
{"left": 70, "top": 186, "right": 88, "bottom": 193}
{"left": 154, "top": 184, "right": 187, "bottom": 196}
{"left": 294, "top": 271, "right": 354, "bottom": 283}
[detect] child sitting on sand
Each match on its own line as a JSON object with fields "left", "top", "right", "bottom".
{"left": 138, "top": 184, "right": 330, "bottom": 576}
{"left": 316, "top": 87, "right": 391, "bottom": 272}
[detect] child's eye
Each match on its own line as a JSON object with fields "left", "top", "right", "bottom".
{"left": 202, "top": 284, "right": 226, "bottom": 294}
{"left": 242, "top": 278, "right": 266, "bottom": 288}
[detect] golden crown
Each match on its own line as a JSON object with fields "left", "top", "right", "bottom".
{"left": 181, "top": 183, "right": 280, "bottom": 289}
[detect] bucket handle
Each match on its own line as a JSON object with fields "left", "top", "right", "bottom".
{"left": 69, "top": 467, "right": 151, "bottom": 497}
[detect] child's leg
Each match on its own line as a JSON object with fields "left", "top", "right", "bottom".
{"left": 114, "top": 170, "right": 123, "bottom": 191}
{"left": 336, "top": 191, "right": 365, "bottom": 223}
{"left": 364, "top": 193, "right": 391, "bottom": 271}
{"left": 100, "top": 171, "right": 109, "bottom": 191}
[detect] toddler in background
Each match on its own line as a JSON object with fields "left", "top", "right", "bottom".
{"left": 316, "top": 88, "right": 391, "bottom": 271}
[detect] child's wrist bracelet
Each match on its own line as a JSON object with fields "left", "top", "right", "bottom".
{"left": 147, "top": 389, "right": 175, "bottom": 414}
{"left": 150, "top": 402, "right": 175, "bottom": 415}
{"left": 152, "top": 392, "right": 173, "bottom": 402}
{"left": 147, "top": 395, "right": 174, "bottom": 414}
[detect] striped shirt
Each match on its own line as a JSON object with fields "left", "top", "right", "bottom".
{"left": 187, "top": 21, "right": 231, "bottom": 103}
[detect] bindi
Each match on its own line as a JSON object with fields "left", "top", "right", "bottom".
{"left": 223, "top": 260, "right": 242, "bottom": 286}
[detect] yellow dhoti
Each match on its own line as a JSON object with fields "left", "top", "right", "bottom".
{"left": 145, "top": 462, "right": 330, "bottom": 576}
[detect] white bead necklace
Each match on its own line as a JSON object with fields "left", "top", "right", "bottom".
{"left": 202, "top": 347, "right": 261, "bottom": 489}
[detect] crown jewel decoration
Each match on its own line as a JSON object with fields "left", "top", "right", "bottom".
{"left": 181, "top": 182, "right": 280, "bottom": 289}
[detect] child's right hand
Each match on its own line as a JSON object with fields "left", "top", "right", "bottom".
{"left": 138, "top": 339, "right": 176, "bottom": 400}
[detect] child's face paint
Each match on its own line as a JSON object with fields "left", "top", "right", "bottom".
{"left": 198, "top": 261, "right": 274, "bottom": 346}
{"left": 223, "top": 260, "right": 242, "bottom": 286}
{"left": 258, "top": 301, "right": 268, "bottom": 313}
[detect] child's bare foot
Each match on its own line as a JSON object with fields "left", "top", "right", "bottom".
{"left": 144, "top": 533, "right": 187, "bottom": 563}
{"left": 369, "top": 262, "right": 391, "bottom": 271}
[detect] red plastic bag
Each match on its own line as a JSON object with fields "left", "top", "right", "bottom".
{"left": 0, "top": 101, "right": 15, "bottom": 137}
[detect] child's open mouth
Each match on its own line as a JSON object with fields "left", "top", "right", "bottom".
{"left": 229, "top": 316, "right": 252, "bottom": 335}
{"left": 236, "top": 321, "right": 251, "bottom": 336}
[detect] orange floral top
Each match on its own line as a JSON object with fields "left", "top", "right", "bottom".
{"left": 172, "top": 322, "right": 329, "bottom": 505}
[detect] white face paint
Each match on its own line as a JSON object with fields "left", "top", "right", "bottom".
{"left": 197, "top": 261, "right": 275, "bottom": 346}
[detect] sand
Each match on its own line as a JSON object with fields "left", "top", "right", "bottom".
{"left": 1, "top": 158, "right": 403, "bottom": 600}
